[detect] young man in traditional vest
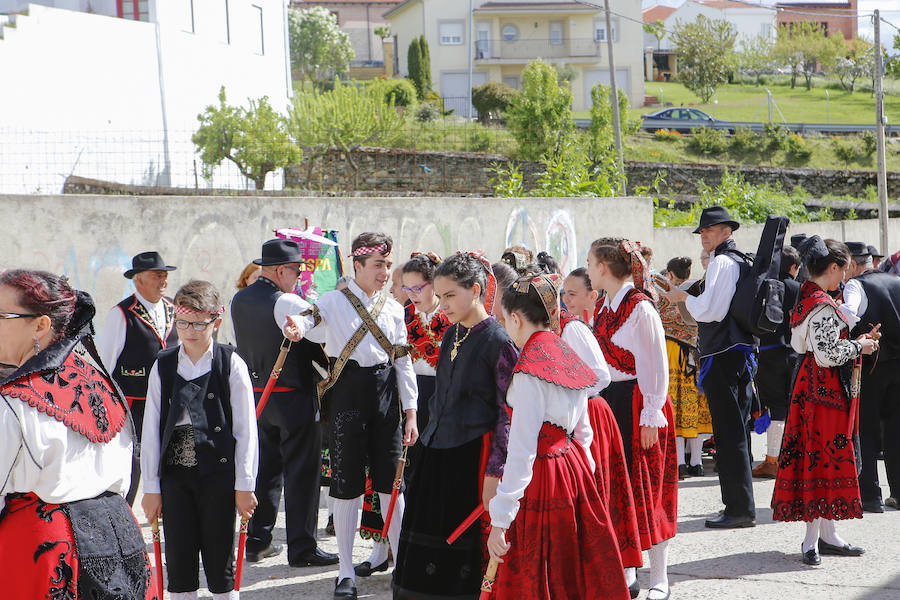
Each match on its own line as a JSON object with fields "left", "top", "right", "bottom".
{"left": 279, "top": 232, "right": 418, "bottom": 600}
{"left": 99, "top": 251, "right": 179, "bottom": 506}
{"left": 661, "top": 206, "right": 757, "bottom": 529}
{"left": 230, "top": 239, "right": 338, "bottom": 567}
{"left": 839, "top": 241, "right": 900, "bottom": 513}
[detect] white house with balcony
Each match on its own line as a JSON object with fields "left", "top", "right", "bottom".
{"left": 0, "top": 1, "right": 291, "bottom": 193}
{"left": 385, "top": 0, "right": 645, "bottom": 115}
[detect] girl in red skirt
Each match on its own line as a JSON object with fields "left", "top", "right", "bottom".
{"left": 488, "top": 273, "right": 629, "bottom": 600}
{"left": 772, "top": 237, "right": 879, "bottom": 565}
{"left": 588, "top": 238, "right": 678, "bottom": 600}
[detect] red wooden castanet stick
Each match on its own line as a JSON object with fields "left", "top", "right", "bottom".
{"left": 234, "top": 517, "right": 249, "bottom": 590}
{"left": 152, "top": 517, "right": 164, "bottom": 599}
{"left": 380, "top": 446, "right": 408, "bottom": 539}
{"left": 446, "top": 505, "right": 485, "bottom": 545}
{"left": 255, "top": 338, "right": 292, "bottom": 418}
{"left": 479, "top": 558, "right": 500, "bottom": 599}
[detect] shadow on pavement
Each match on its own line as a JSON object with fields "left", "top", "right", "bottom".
{"left": 670, "top": 550, "right": 811, "bottom": 578}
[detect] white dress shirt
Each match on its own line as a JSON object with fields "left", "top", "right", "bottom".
{"left": 601, "top": 283, "right": 670, "bottom": 428}
{"left": 791, "top": 302, "right": 861, "bottom": 368}
{"left": 684, "top": 252, "right": 740, "bottom": 323}
{"left": 0, "top": 346, "right": 133, "bottom": 513}
{"left": 561, "top": 319, "right": 612, "bottom": 397}
{"left": 489, "top": 373, "right": 594, "bottom": 529}
{"left": 141, "top": 341, "right": 259, "bottom": 494}
{"left": 838, "top": 278, "right": 867, "bottom": 328}
{"left": 98, "top": 290, "right": 171, "bottom": 372}
{"left": 274, "top": 279, "right": 418, "bottom": 411}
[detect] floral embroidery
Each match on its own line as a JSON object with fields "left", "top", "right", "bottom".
{"left": 404, "top": 303, "right": 451, "bottom": 368}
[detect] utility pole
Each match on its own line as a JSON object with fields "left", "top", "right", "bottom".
{"left": 467, "top": 0, "right": 473, "bottom": 120}
{"left": 604, "top": 0, "right": 626, "bottom": 194}
{"left": 874, "top": 10, "right": 889, "bottom": 255}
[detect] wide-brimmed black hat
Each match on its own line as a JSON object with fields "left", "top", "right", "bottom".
{"left": 867, "top": 245, "right": 884, "bottom": 258}
{"left": 123, "top": 251, "right": 177, "bottom": 279}
{"left": 790, "top": 233, "right": 808, "bottom": 249}
{"left": 693, "top": 206, "right": 740, "bottom": 234}
{"left": 253, "top": 238, "right": 304, "bottom": 266}
{"left": 846, "top": 242, "right": 870, "bottom": 257}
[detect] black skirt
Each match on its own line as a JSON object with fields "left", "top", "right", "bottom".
{"left": 393, "top": 435, "right": 488, "bottom": 600}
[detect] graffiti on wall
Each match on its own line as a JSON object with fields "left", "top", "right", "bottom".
{"left": 505, "top": 207, "right": 579, "bottom": 274}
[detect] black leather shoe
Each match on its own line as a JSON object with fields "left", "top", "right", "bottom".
{"left": 818, "top": 540, "right": 865, "bottom": 556}
{"left": 354, "top": 558, "right": 389, "bottom": 577}
{"left": 246, "top": 543, "right": 282, "bottom": 563}
{"left": 647, "top": 586, "right": 671, "bottom": 600}
{"left": 678, "top": 464, "right": 689, "bottom": 480}
{"left": 628, "top": 579, "right": 640, "bottom": 599}
{"left": 885, "top": 497, "right": 899, "bottom": 509}
{"left": 704, "top": 513, "right": 756, "bottom": 529}
{"left": 334, "top": 577, "right": 358, "bottom": 599}
{"left": 687, "top": 464, "right": 704, "bottom": 477}
{"left": 802, "top": 547, "right": 821, "bottom": 565}
{"left": 291, "top": 547, "right": 340, "bottom": 567}
{"left": 862, "top": 499, "right": 884, "bottom": 513}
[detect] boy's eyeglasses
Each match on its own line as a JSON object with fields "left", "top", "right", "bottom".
{"left": 0, "top": 312, "right": 41, "bottom": 320}
{"left": 174, "top": 318, "right": 217, "bottom": 331}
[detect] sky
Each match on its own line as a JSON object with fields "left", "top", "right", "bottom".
{"left": 640, "top": 0, "right": 900, "bottom": 45}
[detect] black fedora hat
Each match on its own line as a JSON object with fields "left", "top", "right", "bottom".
{"left": 123, "top": 251, "right": 177, "bottom": 279}
{"left": 846, "top": 242, "right": 870, "bottom": 257}
{"left": 867, "top": 245, "right": 884, "bottom": 259}
{"left": 253, "top": 238, "right": 305, "bottom": 266}
{"left": 693, "top": 206, "right": 740, "bottom": 234}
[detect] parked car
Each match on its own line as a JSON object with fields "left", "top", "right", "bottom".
{"left": 641, "top": 107, "right": 732, "bottom": 133}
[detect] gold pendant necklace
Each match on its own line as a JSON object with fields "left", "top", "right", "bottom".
{"left": 450, "top": 324, "right": 473, "bottom": 361}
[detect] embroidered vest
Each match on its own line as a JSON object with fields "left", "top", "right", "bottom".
{"left": 593, "top": 287, "right": 648, "bottom": 377}
{"left": 404, "top": 302, "right": 452, "bottom": 369}
{"left": 113, "top": 295, "right": 178, "bottom": 401}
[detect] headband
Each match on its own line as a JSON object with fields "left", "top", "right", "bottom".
{"left": 411, "top": 251, "right": 442, "bottom": 265}
{"left": 617, "top": 240, "right": 650, "bottom": 292}
{"left": 174, "top": 305, "right": 225, "bottom": 316}
{"left": 349, "top": 243, "right": 388, "bottom": 258}
{"left": 458, "top": 250, "right": 497, "bottom": 314}
{"left": 513, "top": 273, "right": 563, "bottom": 334}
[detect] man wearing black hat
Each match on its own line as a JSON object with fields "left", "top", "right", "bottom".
{"left": 99, "top": 251, "right": 180, "bottom": 506}
{"left": 868, "top": 245, "right": 885, "bottom": 270}
{"left": 661, "top": 206, "right": 757, "bottom": 528}
{"left": 839, "top": 241, "right": 900, "bottom": 513}
{"left": 230, "top": 239, "right": 338, "bottom": 566}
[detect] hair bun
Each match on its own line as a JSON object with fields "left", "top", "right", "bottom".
{"left": 798, "top": 235, "right": 829, "bottom": 264}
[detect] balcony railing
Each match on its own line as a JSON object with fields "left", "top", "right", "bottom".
{"left": 474, "top": 37, "right": 601, "bottom": 61}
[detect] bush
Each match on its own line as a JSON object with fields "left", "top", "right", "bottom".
{"left": 467, "top": 125, "right": 493, "bottom": 152}
{"left": 505, "top": 59, "right": 575, "bottom": 161}
{"left": 414, "top": 102, "right": 440, "bottom": 123}
{"left": 472, "top": 82, "right": 517, "bottom": 123}
{"left": 654, "top": 129, "right": 682, "bottom": 142}
{"left": 783, "top": 133, "right": 812, "bottom": 162}
{"left": 729, "top": 126, "right": 763, "bottom": 154}
{"left": 423, "top": 91, "right": 451, "bottom": 116}
{"left": 763, "top": 122, "right": 788, "bottom": 151}
{"left": 368, "top": 78, "right": 417, "bottom": 108}
{"left": 687, "top": 127, "right": 728, "bottom": 155}
{"left": 860, "top": 131, "right": 877, "bottom": 157}
{"left": 832, "top": 138, "right": 857, "bottom": 165}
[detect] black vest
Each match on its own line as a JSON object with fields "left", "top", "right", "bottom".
{"left": 113, "top": 295, "right": 178, "bottom": 400}
{"left": 696, "top": 244, "right": 756, "bottom": 358}
{"left": 851, "top": 270, "right": 900, "bottom": 363}
{"left": 156, "top": 343, "right": 235, "bottom": 477}
{"left": 759, "top": 276, "right": 800, "bottom": 349}
{"left": 420, "top": 318, "right": 511, "bottom": 449}
{"left": 230, "top": 277, "right": 327, "bottom": 394}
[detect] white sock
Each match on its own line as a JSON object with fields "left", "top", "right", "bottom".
{"left": 366, "top": 538, "right": 390, "bottom": 566}
{"left": 378, "top": 491, "right": 405, "bottom": 563}
{"left": 333, "top": 496, "right": 363, "bottom": 581}
{"left": 675, "top": 437, "right": 686, "bottom": 466}
{"left": 212, "top": 592, "right": 238, "bottom": 600}
{"left": 819, "top": 519, "right": 847, "bottom": 547}
{"left": 326, "top": 489, "right": 335, "bottom": 516}
{"left": 624, "top": 566, "right": 637, "bottom": 586}
{"left": 766, "top": 421, "right": 786, "bottom": 458}
{"left": 802, "top": 518, "right": 821, "bottom": 553}
{"left": 169, "top": 593, "right": 198, "bottom": 600}
{"left": 647, "top": 539, "right": 669, "bottom": 598}
{"left": 687, "top": 436, "right": 705, "bottom": 466}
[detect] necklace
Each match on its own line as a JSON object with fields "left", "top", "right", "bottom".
{"left": 450, "top": 324, "right": 473, "bottom": 361}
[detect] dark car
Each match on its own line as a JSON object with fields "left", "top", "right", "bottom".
{"left": 641, "top": 107, "right": 730, "bottom": 133}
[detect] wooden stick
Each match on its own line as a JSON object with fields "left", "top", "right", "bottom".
{"left": 446, "top": 505, "right": 485, "bottom": 545}
{"left": 255, "top": 338, "right": 292, "bottom": 418}
{"left": 478, "top": 558, "right": 500, "bottom": 599}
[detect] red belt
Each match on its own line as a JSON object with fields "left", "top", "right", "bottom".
{"left": 252, "top": 386, "right": 296, "bottom": 393}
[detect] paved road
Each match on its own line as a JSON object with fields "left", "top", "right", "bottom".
{"left": 139, "top": 434, "right": 900, "bottom": 599}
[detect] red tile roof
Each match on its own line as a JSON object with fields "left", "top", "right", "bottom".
{"left": 642, "top": 5, "right": 677, "bottom": 23}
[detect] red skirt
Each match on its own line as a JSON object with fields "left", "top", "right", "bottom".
{"left": 771, "top": 354, "right": 863, "bottom": 522}
{"left": 493, "top": 422, "right": 629, "bottom": 600}
{"left": 0, "top": 492, "right": 158, "bottom": 600}
{"left": 588, "top": 396, "right": 643, "bottom": 568}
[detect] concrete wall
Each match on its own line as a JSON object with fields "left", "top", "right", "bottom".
{"left": 0, "top": 193, "right": 653, "bottom": 341}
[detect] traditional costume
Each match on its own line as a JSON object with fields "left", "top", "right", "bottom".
{"left": 142, "top": 335, "right": 259, "bottom": 597}
{"left": 0, "top": 292, "right": 156, "bottom": 600}
{"left": 393, "top": 255, "right": 517, "bottom": 599}
{"left": 771, "top": 279, "right": 864, "bottom": 523}
{"left": 98, "top": 251, "right": 179, "bottom": 505}
{"left": 490, "top": 275, "right": 629, "bottom": 599}
{"left": 559, "top": 309, "right": 643, "bottom": 570}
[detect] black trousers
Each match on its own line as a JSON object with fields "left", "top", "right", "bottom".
{"left": 703, "top": 351, "right": 756, "bottom": 518}
{"left": 160, "top": 468, "right": 236, "bottom": 594}
{"left": 247, "top": 388, "right": 322, "bottom": 564}
{"left": 858, "top": 360, "right": 900, "bottom": 503}
{"left": 755, "top": 347, "right": 795, "bottom": 422}
{"left": 125, "top": 398, "right": 146, "bottom": 506}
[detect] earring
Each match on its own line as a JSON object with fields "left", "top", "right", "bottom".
{"left": 33, "top": 340, "right": 40, "bottom": 354}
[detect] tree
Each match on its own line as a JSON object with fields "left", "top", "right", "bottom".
{"left": 671, "top": 15, "right": 737, "bottom": 103}
{"left": 505, "top": 59, "right": 575, "bottom": 161}
{"left": 374, "top": 25, "right": 391, "bottom": 40}
{"left": 588, "top": 83, "right": 638, "bottom": 164}
{"left": 834, "top": 37, "right": 875, "bottom": 92}
{"left": 419, "top": 35, "right": 432, "bottom": 97}
{"left": 773, "top": 26, "right": 803, "bottom": 88}
{"left": 289, "top": 7, "right": 354, "bottom": 91}
{"left": 643, "top": 19, "right": 666, "bottom": 51}
{"left": 407, "top": 37, "right": 424, "bottom": 99}
{"left": 193, "top": 87, "right": 300, "bottom": 190}
{"left": 738, "top": 34, "right": 775, "bottom": 85}
{"left": 471, "top": 81, "right": 517, "bottom": 123}
{"left": 775, "top": 22, "right": 843, "bottom": 90}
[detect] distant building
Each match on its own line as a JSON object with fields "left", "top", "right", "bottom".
{"left": 775, "top": 0, "right": 858, "bottom": 40}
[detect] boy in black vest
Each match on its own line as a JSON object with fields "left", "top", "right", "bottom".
{"left": 141, "top": 280, "right": 259, "bottom": 599}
